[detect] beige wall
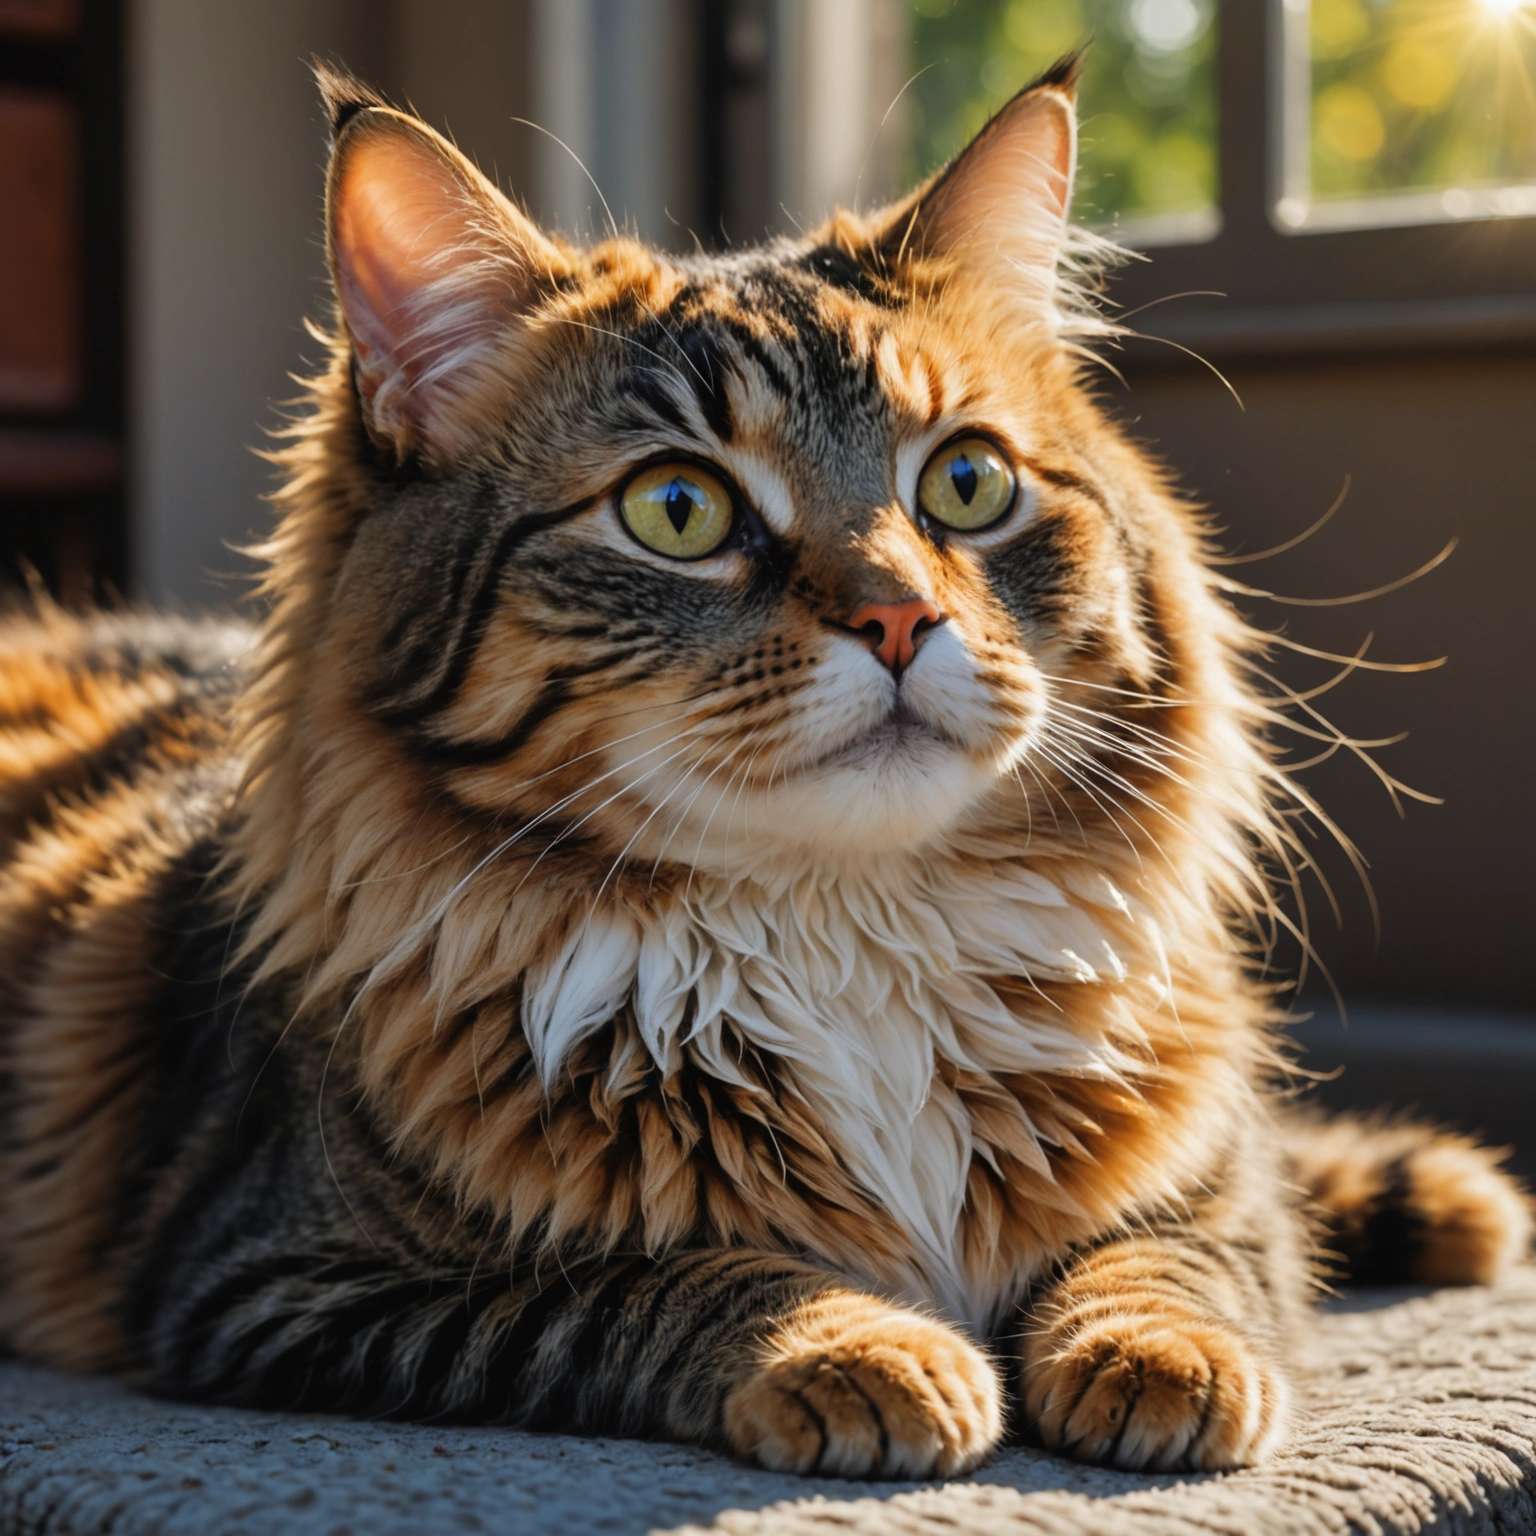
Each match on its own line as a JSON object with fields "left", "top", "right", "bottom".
{"left": 1116, "top": 348, "right": 1536, "bottom": 1007}
{"left": 128, "top": 0, "right": 545, "bottom": 607}
{"left": 129, "top": 0, "right": 385, "bottom": 606}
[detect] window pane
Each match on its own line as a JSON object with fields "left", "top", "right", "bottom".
{"left": 905, "top": 0, "right": 1220, "bottom": 245}
{"left": 1277, "top": 0, "right": 1536, "bottom": 231}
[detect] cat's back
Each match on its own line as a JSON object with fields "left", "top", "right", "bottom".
{"left": 0, "top": 605, "right": 252, "bottom": 1368}
{"left": 0, "top": 604, "right": 249, "bottom": 850}
{"left": 0, "top": 602, "right": 252, "bottom": 1011}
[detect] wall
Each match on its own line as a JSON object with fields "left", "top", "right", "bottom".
{"left": 1112, "top": 344, "right": 1536, "bottom": 1007}
{"left": 128, "top": 0, "right": 384, "bottom": 606}
{"left": 528, "top": 0, "right": 699, "bottom": 244}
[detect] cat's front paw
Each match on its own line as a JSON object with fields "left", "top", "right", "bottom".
{"left": 1021, "top": 1304, "right": 1286, "bottom": 1471}
{"left": 724, "top": 1293, "right": 1002, "bottom": 1478}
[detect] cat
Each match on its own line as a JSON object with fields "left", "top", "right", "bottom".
{"left": 0, "top": 57, "right": 1527, "bottom": 1480}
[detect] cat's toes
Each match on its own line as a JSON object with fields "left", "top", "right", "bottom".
{"left": 1022, "top": 1305, "right": 1286, "bottom": 1471}
{"left": 724, "top": 1293, "right": 1003, "bottom": 1478}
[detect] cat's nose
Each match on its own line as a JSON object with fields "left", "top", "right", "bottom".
{"left": 847, "top": 597, "right": 944, "bottom": 678}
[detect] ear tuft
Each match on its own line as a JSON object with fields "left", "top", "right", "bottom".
{"left": 313, "top": 59, "right": 392, "bottom": 141}
{"left": 1028, "top": 50, "right": 1085, "bottom": 96}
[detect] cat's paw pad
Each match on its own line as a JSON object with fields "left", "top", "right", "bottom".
{"left": 725, "top": 1294, "right": 1003, "bottom": 1478}
{"left": 1022, "top": 1307, "right": 1286, "bottom": 1471}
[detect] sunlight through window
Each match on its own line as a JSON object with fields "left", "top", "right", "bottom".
{"left": 1278, "top": 0, "right": 1536, "bottom": 231}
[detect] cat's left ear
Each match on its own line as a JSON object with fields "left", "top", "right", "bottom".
{"left": 319, "top": 65, "right": 570, "bottom": 463}
{"left": 877, "top": 56, "right": 1079, "bottom": 319}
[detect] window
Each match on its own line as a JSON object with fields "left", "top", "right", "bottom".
{"left": 1064, "top": 0, "right": 1536, "bottom": 344}
{"left": 705, "top": 1, "right": 1536, "bottom": 341}
{"left": 1278, "top": 0, "right": 1536, "bottom": 231}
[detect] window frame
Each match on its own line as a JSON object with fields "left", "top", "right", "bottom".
{"left": 1106, "top": 0, "right": 1536, "bottom": 358}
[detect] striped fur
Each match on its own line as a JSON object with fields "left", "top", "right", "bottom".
{"left": 0, "top": 62, "right": 1527, "bottom": 1479}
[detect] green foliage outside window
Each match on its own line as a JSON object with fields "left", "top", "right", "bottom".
{"left": 904, "top": 0, "right": 1219, "bottom": 234}
{"left": 1309, "top": 0, "right": 1536, "bottom": 203}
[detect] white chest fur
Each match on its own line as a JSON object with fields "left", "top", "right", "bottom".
{"left": 520, "top": 855, "right": 1153, "bottom": 1328}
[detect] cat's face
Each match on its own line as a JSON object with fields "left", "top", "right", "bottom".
{"left": 324, "top": 68, "right": 1166, "bottom": 871}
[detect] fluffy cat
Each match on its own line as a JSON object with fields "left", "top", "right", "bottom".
{"left": 0, "top": 59, "right": 1527, "bottom": 1479}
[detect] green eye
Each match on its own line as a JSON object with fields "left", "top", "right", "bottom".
{"left": 620, "top": 463, "right": 735, "bottom": 559}
{"left": 917, "top": 438, "right": 1016, "bottom": 532}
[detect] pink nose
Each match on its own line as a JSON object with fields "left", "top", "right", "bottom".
{"left": 847, "top": 597, "right": 944, "bottom": 677}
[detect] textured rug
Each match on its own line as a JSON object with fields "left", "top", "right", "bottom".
{"left": 0, "top": 1272, "right": 1533, "bottom": 1536}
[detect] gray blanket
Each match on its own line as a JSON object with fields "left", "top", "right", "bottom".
{"left": 1, "top": 1272, "right": 1533, "bottom": 1535}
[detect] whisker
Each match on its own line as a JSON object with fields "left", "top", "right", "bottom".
{"left": 540, "top": 314, "right": 693, "bottom": 399}
{"left": 648, "top": 737, "right": 754, "bottom": 890}
{"left": 1219, "top": 538, "right": 1455, "bottom": 608}
{"left": 1043, "top": 724, "right": 1192, "bottom": 828}
{"left": 587, "top": 744, "right": 714, "bottom": 916}
{"left": 1035, "top": 751, "right": 1148, "bottom": 874}
{"left": 1035, "top": 670, "right": 1193, "bottom": 708}
{"left": 684, "top": 738, "right": 762, "bottom": 899}
{"left": 1036, "top": 736, "right": 1167, "bottom": 876}
{"left": 722, "top": 739, "right": 771, "bottom": 863}
{"left": 1249, "top": 633, "right": 1446, "bottom": 674}
{"left": 503, "top": 738, "right": 705, "bottom": 902}
{"left": 507, "top": 115, "right": 618, "bottom": 241}
{"left": 1248, "top": 662, "right": 1441, "bottom": 813}
{"left": 1209, "top": 476, "right": 1350, "bottom": 567}
{"left": 350, "top": 727, "right": 714, "bottom": 1027}
{"left": 1121, "top": 328, "right": 1245, "bottom": 411}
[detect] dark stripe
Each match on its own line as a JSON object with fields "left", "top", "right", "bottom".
{"left": 0, "top": 687, "right": 204, "bottom": 841}
{"left": 674, "top": 327, "right": 735, "bottom": 443}
{"left": 641, "top": 1256, "right": 789, "bottom": 1405}
{"left": 414, "top": 631, "right": 646, "bottom": 770}
{"left": 483, "top": 1275, "right": 595, "bottom": 1424}
{"left": 379, "top": 518, "right": 484, "bottom": 666}
{"left": 537, "top": 1257, "right": 649, "bottom": 1425}
{"left": 377, "top": 498, "right": 595, "bottom": 731}
{"left": 1033, "top": 465, "right": 1107, "bottom": 506}
{"left": 728, "top": 327, "right": 794, "bottom": 402}
{"left": 413, "top": 679, "right": 570, "bottom": 770}
{"left": 166, "top": 1256, "right": 334, "bottom": 1379}
{"left": 621, "top": 370, "right": 689, "bottom": 435}
{"left": 797, "top": 244, "right": 893, "bottom": 308}
{"left": 1344, "top": 1154, "right": 1425, "bottom": 1285}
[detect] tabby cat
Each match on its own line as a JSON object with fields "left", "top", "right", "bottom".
{"left": 0, "top": 60, "right": 1527, "bottom": 1479}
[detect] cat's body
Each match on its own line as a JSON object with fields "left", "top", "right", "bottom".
{"left": 0, "top": 62, "right": 1526, "bottom": 1478}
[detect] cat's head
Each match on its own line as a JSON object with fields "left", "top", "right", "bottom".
{"left": 257, "top": 61, "right": 1230, "bottom": 887}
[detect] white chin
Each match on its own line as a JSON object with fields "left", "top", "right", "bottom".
{"left": 719, "top": 729, "right": 993, "bottom": 858}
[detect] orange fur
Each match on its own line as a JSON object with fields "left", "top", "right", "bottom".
{"left": 726, "top": 1291, "right": 1003, "bottom": 1477}
{"left": 0, "top": 64, "right": 1525, "bottom": 1479}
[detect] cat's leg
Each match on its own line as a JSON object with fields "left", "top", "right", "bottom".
{"left": 1016, "top": 1127, "right": 1304, "bottom": 1473}
{"left": 142, "top": 1247, "right": 1002, "bottom": 1478}
{"left": 1018, "top": 1231, "right": 1290, "bottom": 1472}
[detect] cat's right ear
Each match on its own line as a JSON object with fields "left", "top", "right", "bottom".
{"left": 321, "top": 70, "right": 568, "bottom": 463}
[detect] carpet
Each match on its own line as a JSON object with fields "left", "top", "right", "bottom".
{"left": 0, "top": 1272, "right": 1533, "bottom": 1535}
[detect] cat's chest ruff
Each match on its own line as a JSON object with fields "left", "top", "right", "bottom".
{"left": 520, "top": 857, "right": 1155, "bottom": 1325}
